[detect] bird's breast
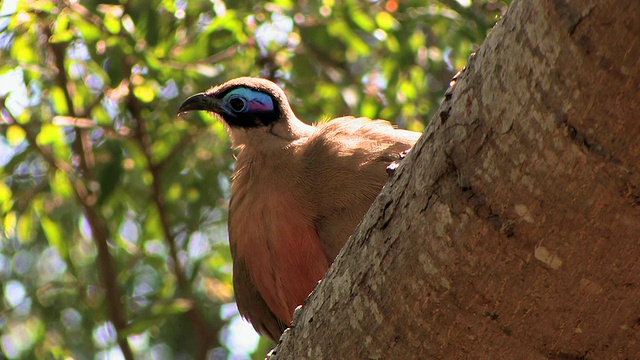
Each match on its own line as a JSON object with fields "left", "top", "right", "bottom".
{"left": 229, "top": 162, "right": 328, "bottom": 324}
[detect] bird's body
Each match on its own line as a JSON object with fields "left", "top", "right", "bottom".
{"left": 179, "top": 77, "right": 420, "bottom": 341}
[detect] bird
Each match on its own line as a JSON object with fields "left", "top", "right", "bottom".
{"left": 178, "top": 77, "right": 421, "bottom": 342}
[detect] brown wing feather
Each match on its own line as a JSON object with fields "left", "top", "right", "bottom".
{"left": 232, "top": 255, "right": 287, "bottom": 342}
{"left": 302, "top": 116, "right": 421, "bottom": 260}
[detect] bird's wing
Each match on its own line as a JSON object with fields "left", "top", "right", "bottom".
{"left": 302, "top": 116, "right": 421, "bottom": 260}
{"left": 309, "top": 116, "right": 421, "bottom": 166}
{"left": 232, "top": 255, "right": 288, "bottom": 342}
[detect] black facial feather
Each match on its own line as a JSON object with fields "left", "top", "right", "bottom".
{"left": 215, "top": 85, "right": 281, "bottom": 128}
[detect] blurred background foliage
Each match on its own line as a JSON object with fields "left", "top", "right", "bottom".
{"left": 0, "top": 0, "right": 510, "bottom": 358}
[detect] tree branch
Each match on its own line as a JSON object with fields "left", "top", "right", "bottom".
{"left": 12, "top": 18, "right": 136, "bottom": 358}
{"left": 125, "top": 68, "right": 218, "bottom": 359}
{"left": 8, "top": 114, "right": 134, "bottom": 360}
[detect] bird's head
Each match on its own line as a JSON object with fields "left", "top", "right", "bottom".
{"left": 178, "top": 77, "right": 312, "bottom": 147}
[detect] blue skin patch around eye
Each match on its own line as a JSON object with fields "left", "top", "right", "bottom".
{"left": 223, "top": 88, "right": 274, "bottom": 114}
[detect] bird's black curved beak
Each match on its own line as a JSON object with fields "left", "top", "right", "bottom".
{"left": 177, "top": 92, "right": 223, "bottom": 115}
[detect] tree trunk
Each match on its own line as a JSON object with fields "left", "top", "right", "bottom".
{"left": 271, "top": 0, "right": 640, "bottom": 358}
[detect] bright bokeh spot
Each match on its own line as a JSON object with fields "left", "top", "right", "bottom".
{"left": 4, "top": 280, "right": 26, "bottom": 307}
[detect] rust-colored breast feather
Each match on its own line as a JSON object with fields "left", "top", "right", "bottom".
{"left": 229, "top": 152, "right": 329, "bottom": 341}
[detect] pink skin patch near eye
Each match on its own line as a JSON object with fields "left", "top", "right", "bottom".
{"left": 248, "top": 99, "right": 273, "bottom": 112}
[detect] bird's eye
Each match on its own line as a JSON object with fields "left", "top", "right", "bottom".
{"left": 229, "top": 98, "right": 246, "bottom": 112}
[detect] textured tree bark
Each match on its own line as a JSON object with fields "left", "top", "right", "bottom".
{"left": 271, "top": 0, "right": 640, "bottom": 358}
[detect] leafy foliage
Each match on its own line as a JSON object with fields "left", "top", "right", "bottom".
{"left": 0, "top": 0, "right": 509, "bottom": 358}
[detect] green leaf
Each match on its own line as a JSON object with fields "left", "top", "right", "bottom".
{"left": 49, "top": 86, "right": 69, "bottom": 114}
{"left": 375, "top": 11, "right": 399, "bottom": 31}
{"left": 11, "top": 36, "right": 37, "bottom": 64}
{"left": 50, "top": 169, "right": 74, "bottom": 199}
{"left": 41, "top": 216, "right": 68, "bottom": 257}
{"left": 17, "top": 211, "right": 35, "bottom": 243}
{"left": 36, "top": 124, "right": 64, "bottom": 146}
{"left": 50, "top": 10, "right": 73, "bottom": 44}
{"left": 49, "top": 30, "right": 74, "bottom": 43}
{"left": 0, "top": 183, "right": 12, "bottom": 213}
{"left": 3, "top": 211, "right": 16, "bottom": 238}
{"left": 23, "top": 1, "right": 56, "bottom": 12}
{"left": 133, "top": 85, "right": 155, "bottom": 103}
{"left": 104, "top": 14, "right": 122, "bottom": 34}
{"left": 75, "top": 17, "right": 103, "bottom": 42}
{"left": 328, "top": 20, "right": 370, "bottom": 56}
{"left": 7, "top": 125, "right": 26, "bottom": 146}
{"left": 351, "top": 10, "right": 375, "bottom": 32}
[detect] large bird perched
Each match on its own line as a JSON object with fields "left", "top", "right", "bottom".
{"left": 178, "top": 77, "right": 421, "bottom": 341}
